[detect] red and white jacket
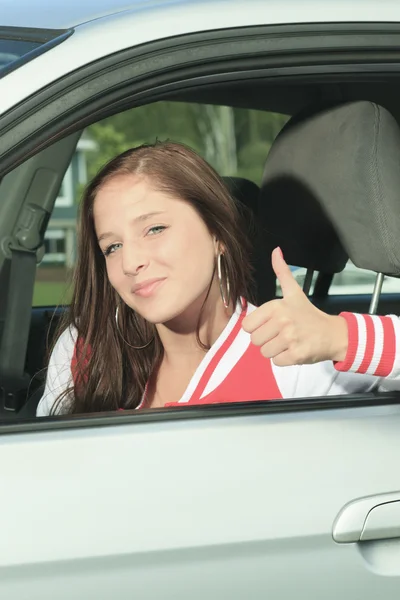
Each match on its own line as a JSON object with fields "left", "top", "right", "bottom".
{"left": 37, "top": 301, "right": 400, "bottom": 416}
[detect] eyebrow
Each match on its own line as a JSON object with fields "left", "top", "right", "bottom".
{"left": 97, "top": 211, "right": 166, "bottom": 243}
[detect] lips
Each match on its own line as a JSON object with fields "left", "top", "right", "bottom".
{"left": 131, "top": 278, "right": 166, "bottom": 298}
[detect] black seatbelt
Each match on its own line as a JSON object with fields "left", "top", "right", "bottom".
{"left": 0, "top": 249, "right": 37, "bottom": 413}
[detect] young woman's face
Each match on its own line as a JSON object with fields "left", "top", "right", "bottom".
{"left": 93, "top": 174, "right": 219, "bottom": 324}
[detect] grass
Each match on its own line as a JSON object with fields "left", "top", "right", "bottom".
{"left": 33, "top": 281, "right": 72, "bottom": 307}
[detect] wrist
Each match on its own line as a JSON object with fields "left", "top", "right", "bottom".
{"left": 328, "top": 315, "right": 349, "bottom": 362}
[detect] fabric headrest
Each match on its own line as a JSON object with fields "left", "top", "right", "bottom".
{"left": 260, "top": 107, "right": 348, "bottom": 274}
{"left": 261, "top": 101, "right": 400, "bottom": 276}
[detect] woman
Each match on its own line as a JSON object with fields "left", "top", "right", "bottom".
{"left": 37, "top": 141, "right": 400, "bottom": 416}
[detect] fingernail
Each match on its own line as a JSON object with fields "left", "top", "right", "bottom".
{"left": 277, "top": 246, "right": 284, "bottom": 259}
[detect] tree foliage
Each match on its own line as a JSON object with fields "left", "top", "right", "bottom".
{"left": 85, "top": 102, "right": 288, "bottom": 186}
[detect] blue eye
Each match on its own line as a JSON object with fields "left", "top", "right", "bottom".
{"left": 147, "top": 225, "right": 166, "bottom": 236}
{"left": 104, "top": 243, "right": 122, "bottom": 257}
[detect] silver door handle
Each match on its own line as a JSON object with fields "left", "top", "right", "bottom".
{"left": 333, "top": 491, "right": 400, "bottom": 543}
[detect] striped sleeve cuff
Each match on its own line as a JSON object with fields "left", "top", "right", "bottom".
{"left": 334, "top": 312, "right": 399, "bottom": 377}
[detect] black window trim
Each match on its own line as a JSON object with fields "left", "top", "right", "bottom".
{"left": 3, "top": 22, "right": 400, "bottom": 173}
{"left": 1, "top": 393, "right": 400, "bottom": 435}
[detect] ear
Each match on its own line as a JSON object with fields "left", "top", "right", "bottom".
{"left": 215, "top": 238, "right": 226, "bottom": 255}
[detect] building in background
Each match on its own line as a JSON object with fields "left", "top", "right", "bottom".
{"left": 42, "top": 136, "right": 96, "bottom": 269}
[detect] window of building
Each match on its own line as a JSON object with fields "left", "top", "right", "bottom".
{"left": 42, "top": 229, "right": 66, "bottom": 264}
{"left": 55, "top": 165, "right": 74, "bottom": 207}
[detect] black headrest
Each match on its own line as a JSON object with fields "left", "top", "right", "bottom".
{"left": 223, "top": 177, "right": 260, "bottom": 216}
{"left": 261, "top": 101, "right": 400, "bottom": 277}
{"left": 260, "top": 107, "right": 349, "bottom": 274}
{"left": 223, "top": 176, "right": 276, "bottom": 304}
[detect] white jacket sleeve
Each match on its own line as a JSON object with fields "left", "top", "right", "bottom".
{"left": 276, "top": 312, "right": 400, "bottom": 399}
{"left": 36, "top": 326, "right": 78, "bottom": 417}
{"left": 333, "top": 312, "right": 400, "bottom": 391}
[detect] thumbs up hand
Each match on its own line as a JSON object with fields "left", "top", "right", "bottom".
{"left": 242, "top": 248, "right": 349, "bottom": 367}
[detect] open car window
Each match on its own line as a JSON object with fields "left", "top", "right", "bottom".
{"left": 32, "top": 102, "right": 288, "bottom": 307}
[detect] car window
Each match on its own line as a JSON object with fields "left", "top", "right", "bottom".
{"left": 276, "top": 262, "right": 400, "bottom": 297}
{"left": 0, "top": 38, "right": 40, "bottom": 72}
{"left": 330, "top": 261, "right": 400, "bottom": 295}
{"left": 0, "top": 28, "right": 71, "bottom": 78}
{"left": 32, "top": 102, "right": 288, "bottom": 307}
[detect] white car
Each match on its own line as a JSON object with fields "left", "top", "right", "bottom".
{"left": 1, "top": 1, "right": 400, "bottom": 599}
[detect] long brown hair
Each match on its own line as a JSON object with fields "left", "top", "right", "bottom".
{"left": 52, "top": 141, "right": 255, "bottom": 414}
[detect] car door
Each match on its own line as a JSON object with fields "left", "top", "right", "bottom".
{"left": 1, "top": 399, "right": 400, "bottom": 599}
{"left": 1, "top": 11, "right": 400, "bottom": 600}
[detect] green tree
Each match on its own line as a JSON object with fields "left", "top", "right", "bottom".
{"left": 86, "top": 122, "right": 135, "bottom": 180}
{"left": 83, "top": 102, "right": 289, "bottom": 188}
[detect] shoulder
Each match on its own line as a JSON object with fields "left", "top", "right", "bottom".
{"left": 36, "top": 325, "right": 79, "bottom": 417}
{"left": 49, "top": 325, "right": 79, "bottom": 364}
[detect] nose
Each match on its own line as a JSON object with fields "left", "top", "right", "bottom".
{"left": 121, "top": 241, "right": 148, "bottom": 276}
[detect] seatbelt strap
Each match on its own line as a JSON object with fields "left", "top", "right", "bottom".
{"left": 0, "top": 249, "right": 37, "bottom": 412}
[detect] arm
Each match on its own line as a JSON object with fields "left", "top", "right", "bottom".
{"left": 243, "top": 248, "right": 400, "bottom": 391}
{"left": 36, "top": 326, "right": 77, "bottom": 417}
{"left": 334, "top": 312, "right": 400, "bottom": 388}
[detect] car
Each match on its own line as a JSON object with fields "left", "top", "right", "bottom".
{"left": 1, "top": 1, "right": 400, "bottom": 598}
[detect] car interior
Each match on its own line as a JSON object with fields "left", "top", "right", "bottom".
{"left": 2, "top": 74, "right": 400, "bottom": 420}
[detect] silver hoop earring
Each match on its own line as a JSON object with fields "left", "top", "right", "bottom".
{"left": 115, "top": 306, "right": 154, "bottom": 349}
{"left": 217, "top": 253, "right": 230, "bottom": 309}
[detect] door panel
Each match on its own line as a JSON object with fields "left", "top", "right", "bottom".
{"left": 0, "top": 403, "right": 400, "bottom": 598}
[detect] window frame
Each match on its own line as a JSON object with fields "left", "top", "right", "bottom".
{"left": 4, "top": 393, "right": 400, "bottom": 434}
{"left": 3, "top": 22, "right": 400, "bottom": 174}
{"left": 3, "top": 24, "right": 400, "bottom": 430}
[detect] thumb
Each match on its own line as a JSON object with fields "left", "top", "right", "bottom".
{"left": 272, "top": 247, "right": 302, "bottom": 298}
